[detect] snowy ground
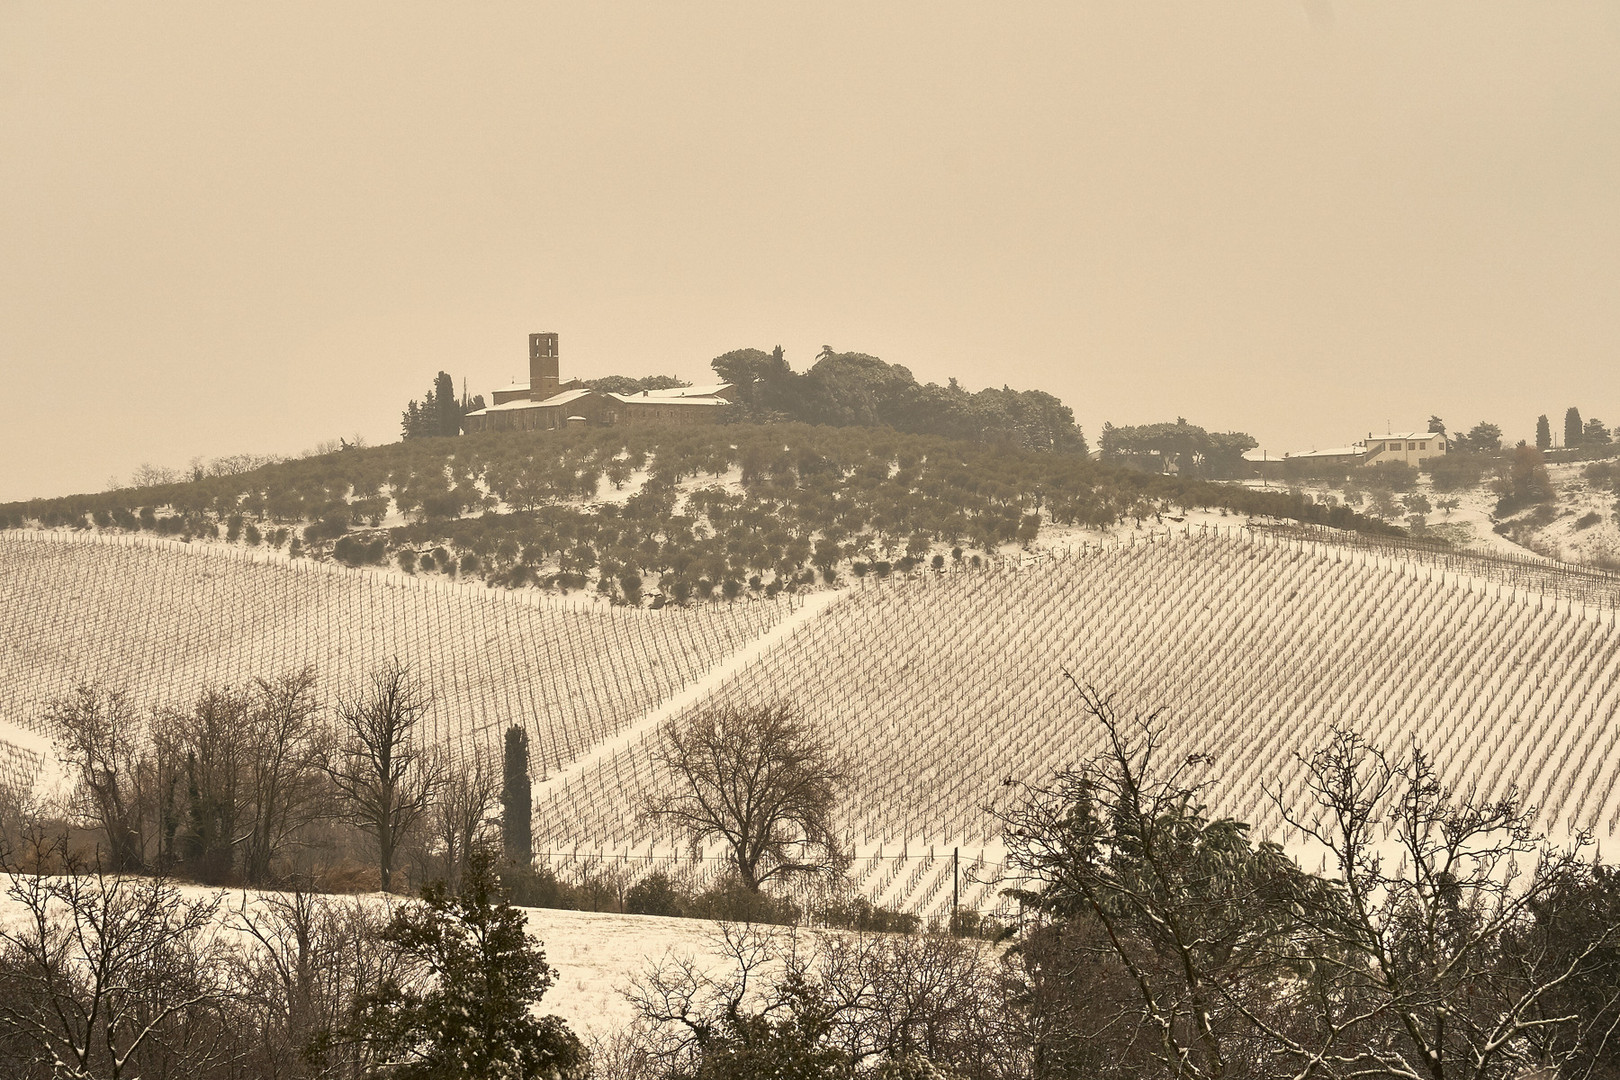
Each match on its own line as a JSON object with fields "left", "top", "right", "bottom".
{"left": 1244, "top": 459, "right": 1620, "bottom": 568}
{"left": 0, "top": 880, "right": 750, "bottom": 1040}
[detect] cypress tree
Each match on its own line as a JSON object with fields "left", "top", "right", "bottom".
{"left": 1536, "top": 414, "right": 1551, "bottom": 451}
{"left": 435, "top": 371, "right": 460, "bottom": 437}
{"left": 502, "top": 725, "right": 533, "bottom": 866}
{"left": 1566, "top": 406, "right": 1584, "bottom": 448}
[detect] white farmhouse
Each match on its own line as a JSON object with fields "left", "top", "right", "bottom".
{"left": 1361, "top": 430, "right": 1449, "bottom": 466}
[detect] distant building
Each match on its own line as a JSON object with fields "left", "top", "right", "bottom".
{"left": 1361, "top": 431, "right": 1448, "bottom": 466}
{"left": 461, "top": 333, "right": 736, "bottom": 434}
{"left": 1247, "top": 429, "right": 1450, "bottom": 475}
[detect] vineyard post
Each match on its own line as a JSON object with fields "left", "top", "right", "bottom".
{"left": 953, "top": 845, "right": 959, "bottom": 913}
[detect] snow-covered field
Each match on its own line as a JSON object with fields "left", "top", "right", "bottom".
{"left": 0, "top": 879, "right": 745, "bottom": 1040}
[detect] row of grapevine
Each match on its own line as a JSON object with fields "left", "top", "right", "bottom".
{"left": 0, "top": 530, "right": 796, "bottom": 789}
{"left": 533, "top": 526, "right": 1620, "bottom": 915}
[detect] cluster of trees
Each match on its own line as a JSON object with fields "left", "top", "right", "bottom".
{"left": 1535, "top": 408, "right": 1613, "bottom": 451}
{"left": 1098, "top": 419, "right": 1257, "bottom": 479}
{"left": 36, "top": 662, "right": 531, "bottom": 895}
{"left": 990, "top": 681, "right": 1620, "bottom": 1080}
{"left": 0, "top": 838, "right": 584, "bottom": 1079}
{"left": 592, "top": 683, "right": 1620, "bottom": 1079}
{"left": 712, "top": 346, "right": 1088, "bottom": 454}
{"left": 582, "top": 374, "right": 691, "bottom": 396}
{"left": 13, "top": 670, "right": 1620, "bottom": 1078}
{"left": 401, "top": 371, "right": 485, "bottom": 441}
{"left": 2, "top": 422, "right": 1399, "bottom": 600}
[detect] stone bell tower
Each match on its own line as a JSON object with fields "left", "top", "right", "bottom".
{"left": 528, "top": 332, "right": 559, "bottom": 401}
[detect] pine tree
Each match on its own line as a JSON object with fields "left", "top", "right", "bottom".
{"left": 1536, "top": 414, "right": 1552, "bottom": 451}
{"left": 1566, "top": 406, "right": 1584, "bottom": 448}
{"left": 501, "top": 725, "right": 533, "bottom": 866}
{"left": 358, "top": 847, "right": 585, "bottom": 1079}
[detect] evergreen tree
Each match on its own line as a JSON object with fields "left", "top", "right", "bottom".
{"left": 501, "top": 725, "right": 533, "bottom": 866}
{"left": 357, "top": 846, "right": 585, "bottom": 1079}
{"left": 1536, "top": 413, "right": 1552, "bottom": 450}
{"left": 402, "top": 372, "right": 472, "bottom": 440}
{"left": 434, "top": 371, "right": 459, "bottom": 437}
{"left": 1567, "top": 406, "right": 1584, "bottom": 448}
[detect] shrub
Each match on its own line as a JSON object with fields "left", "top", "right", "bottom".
{"left": 1576, "top": 511, "right": 1602, "bottom": 530}
{"left": 244, "top": 522, "right": 261, "bottom": 546}
{"left": 624, "top": 872, "right": 685, "bottom": 917}
{"left": 1364, "top": 461, "right": 1418, "bottom": 492}
{"left": 685, "top": 874, "right": 800, "bottom": 925}
{"left": 1426, "top": 453, "right": 1491, "bottom": 492}
{"left": 818, "top": 896, "right": 921, "bottom": 934}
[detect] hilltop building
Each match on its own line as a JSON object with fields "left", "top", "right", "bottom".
{"left": 461, "top": 332, "right": 736, "bottom": 434}
{"left": 1245, "top": 429, "right": 1450, "bottom": 475}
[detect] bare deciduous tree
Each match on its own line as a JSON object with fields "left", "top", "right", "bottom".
{"left": 1274, "top": 730, "right": 1620, "bottom": 1080}
{"left": 228, "top": 887, "right": 406, "bottom": 1079}
{"left": 645, "top": 702, "right": 847, "bottom": 893}
{"left": 1001, "top": 676, "right": 1620, "bottom": 1080}
{"left": 164, "top": 685, "right": 254, "bottom": 883}
{"left": 45, "top": 684, "right": 149, "bottom": 871}
{"left": 614, "top": 922, "right": 1018, "bottom": 1079}
{"left": 0, "top": 834, "right": 238, "bottom": 1080}
{"left": 241, "top": 667, "right": 328, "bottom": 885}
{"left": 1000, "top": 678, "right": 1325, "bottom": 1080}
{"left": 323, "top": 660, "right": 440, "bottom": 892}
{"left": 428, "top": 752, "right": 498, "bottom": 893}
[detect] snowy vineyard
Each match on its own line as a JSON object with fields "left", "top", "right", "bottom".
{"left": 534, "top": 526, "right": 1620, "bottom": 916}
{"left": 0, "top": 529, "right": 794, "bottom": 793}
{"left": 7, "top": 526, "right": 1620, "bottom": 918}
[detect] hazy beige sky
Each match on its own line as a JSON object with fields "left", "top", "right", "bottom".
{"left": 3, "top": 2, "right": 1618, "bottom": 502}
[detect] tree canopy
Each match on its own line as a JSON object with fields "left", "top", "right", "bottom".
{"left": 1098, "top": 418, "right": 1257, "bottom": 478}
{"left": 709, "top": 346, "right": 1087, "bottom": 453}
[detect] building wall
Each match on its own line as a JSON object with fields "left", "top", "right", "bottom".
{"left": 1364, "top": 435, "right": 1447, "bottom": 467}
{"left": 608, "top": 401, "right": 729, "bottom": 427}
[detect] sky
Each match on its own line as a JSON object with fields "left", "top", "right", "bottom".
{"left": 3, "top": 2, "right": 1618, "bottom": 502}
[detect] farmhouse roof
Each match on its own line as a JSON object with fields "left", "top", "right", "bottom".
{"left": 604, "top": 392, "right": 730, "bottom": 407}
{"left": 462, "top": 387, "right": 596, "bottom": 419}
{"left": 1290, "top": 444, "right": 1366, "bottom": 460}
{"left": 1372, "top": 431, "right": 1444, "bottom": 442}
{"left": 638, "top": 383, "right": 733, "bottom": 399}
